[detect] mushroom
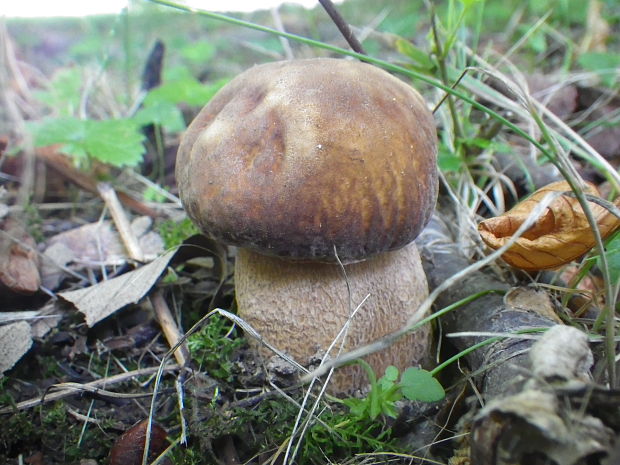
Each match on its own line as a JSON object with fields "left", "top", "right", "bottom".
{"left": 176, "top": 58, "right": 438, "bottom": 393}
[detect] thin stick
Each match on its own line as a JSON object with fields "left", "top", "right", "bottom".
{"left": 97, "top": 182, "right": 145, "bottom": 262}
{"left": 271, "top": 7, "right": 294, "bottom": 60}
{"left": 0, "top": 365, "right": 179, "bottom": 414}
{"left": 319, "top": 0, "right": 366, "bottom": 55}
{"left": 149, "top": 289, "right": 189, "bottom": 367}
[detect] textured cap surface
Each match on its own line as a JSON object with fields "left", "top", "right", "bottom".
{"left": 176, "top": 58, "right": 437, "bottom": 263}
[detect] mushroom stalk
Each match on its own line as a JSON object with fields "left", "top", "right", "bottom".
{"left": 235, "top": 243, "right": 431, "bottom": 393}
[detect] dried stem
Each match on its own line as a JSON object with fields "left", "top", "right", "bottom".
{"left": 149, "top": 289, "right": 189, "bottom": 367}
{"left": 97, "top": 181, "right": 145, "bottom": 262}
{"left": 318, "top": 0, "right": 366, "bottom": 55}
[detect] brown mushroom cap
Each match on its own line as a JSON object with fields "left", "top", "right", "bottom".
{"left": 176, "top": 58, "right": 437, "bottom": 263}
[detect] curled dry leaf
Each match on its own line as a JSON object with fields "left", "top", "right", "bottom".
{"left": 478, "top": 181, "right": 620, "bottom": 271}
{"left": 109, "top": 419, "right": 170, "bottom": 465}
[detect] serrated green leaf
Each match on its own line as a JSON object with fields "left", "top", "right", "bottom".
{"left": 133, "top": 101, "right": 186, "bottom": 133}
{"left": 83, "top": 119, "right": 145, "bottom": 167}
{"left": 400, "top": 368, "right": 445, "bottom": 403}
{"left": 33, "top": 68, "right": 83, "bottom": 116}
{"left": 29, "top": 117, "right": 86, "bottom": 147}
{"left": 28, "top": 117, "right": 145, "bottom": 168}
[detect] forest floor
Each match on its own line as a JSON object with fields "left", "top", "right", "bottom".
{"left": 1, "top": 1, "right": 620, "bottom": 464}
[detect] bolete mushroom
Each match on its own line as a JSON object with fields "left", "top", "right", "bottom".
{"left": 176, "top": 58, "right": 438, "bottom": 393}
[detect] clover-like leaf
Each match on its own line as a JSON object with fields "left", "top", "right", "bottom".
{"left": 400, "top": 368, "right": 445, "bottom": 403}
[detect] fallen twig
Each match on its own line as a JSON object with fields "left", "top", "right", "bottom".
{"left": 0, "top": 364, "right": 179, "bottom": 414}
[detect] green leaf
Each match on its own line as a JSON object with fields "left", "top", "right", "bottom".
{"left": 29, "top": 117, "right": 86, "bottom": 148}
{"left": 33, "top": 67, "right": 83, "bottom": 116}
{"left": 599, "top": 232, "right": 620, "bottom": 284}
{"left": 133, "top": 101, "right": 186, "bottom": 133}
{"left": 578, "top": 52, "right": 620, "bottom": 87}
{"left": 369, "top": 384, "right": 382, "bottom": 420}
{"left": 28, "top": 117, "right": 145, "bottom": 168}
{"left": 400, "top": 368, "right": 445, "bottom": 403}
{"left": 395, "top": 38, "right": 435, "bottom": 71}
{"left": 383, "top": 365, "right": 399, "bottom": 382}
{"left": 381, "top": 401, "right": 399, "bottom": 419}
{"left": 459, "top": 0, "right": 484, "bottom": 7}
{"left": 578, "top": 52, "right": 620, "bottom": 72}
{"left": 145, "top": 77, "right": 228, "bottom": 107}
{"left": 180, "top": 40, "right": 217, "bottom": 64}
{"left": 82, "top": 119, "right": 145, "bottom": 167}
{"left": 342, "top": 397, "right": 368, "bottom": 418}
{"left": 438, "top": 145, "right": 463, "bottom": 172}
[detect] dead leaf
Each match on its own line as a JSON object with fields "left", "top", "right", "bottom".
{"left": 504, "top": 287, "right": 563, "bottom": 323}
{"left": 109, "top": 420, "right": 170, "bottom": 465}
{"left": 472, "top": 389, "right": 613, "bottom": 465}
{"left": 59, "top": 249, "right": 176, "bottom": 326}
{"left": 0, "top": 218, "right": 41, "bottom": 294}
{"left": 41, "top": 219, "right": 164, "bottom": 290}
{"left": 0, "top": 321, "right": 33, "bottom": 374}
{"left": 478, "top": 181, "right": 620, "bottom": 270}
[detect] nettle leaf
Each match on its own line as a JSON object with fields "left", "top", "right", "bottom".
{"left": 30, "top": 117, "right": 145, "bottom": 168}
{"left": 82, "top": 119, "right": 145, "bottom": 167}
{"left": 30, "top": 117, "right": 86, "bottom": 147}
{"left": 400, "top": 368, "right": 445, "bottom": 403}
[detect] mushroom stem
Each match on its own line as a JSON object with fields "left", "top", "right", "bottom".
{"left": 234, "top": 243, "right": 431, "bottom": 394}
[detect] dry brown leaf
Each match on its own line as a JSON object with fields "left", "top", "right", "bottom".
{"left": 0, "top": 218, "right": 41, "bottom": 294}
{"left": 504, "top": 287, "right": 563, "bottom": 323}
{"left": 478, "top": 181, "right": 620, "bottom": 271}
{"left": 0, "top": 321, "right": 33, "bottom": 374}
{"left": 59, "top": 249, "right": 176, "bottom": 326}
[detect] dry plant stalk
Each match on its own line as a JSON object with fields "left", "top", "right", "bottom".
{"left": 97, "top": 182, "right": 145, "bottom": 263}
{"left": 479, "top": 181, "right": 620, "bottom": 270}
{"left": 149, "top": 289, "right": 189, "bottom": 367}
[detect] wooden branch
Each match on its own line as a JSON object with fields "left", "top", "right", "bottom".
{"left": 319, "top": 0, "right": 366, "bottom": 55}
